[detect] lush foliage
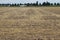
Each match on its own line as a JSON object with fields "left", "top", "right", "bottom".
{"left": 0, "top": 1, "right": 60, "bottom": 7}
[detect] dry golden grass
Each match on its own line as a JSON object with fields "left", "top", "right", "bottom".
{"left": 0, "top": 7, "right": 60, "bottom": 40}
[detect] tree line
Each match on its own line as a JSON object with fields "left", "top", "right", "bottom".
{"left": 0, "top": 1, "right": 60, "bottom": 7}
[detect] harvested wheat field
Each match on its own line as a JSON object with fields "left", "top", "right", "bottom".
{"left": 0, "top": 7, "right": 60, "bottom": 40}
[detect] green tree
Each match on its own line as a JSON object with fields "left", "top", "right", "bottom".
{"left": 36, "top": 1, "right": 38, "bottom": 6}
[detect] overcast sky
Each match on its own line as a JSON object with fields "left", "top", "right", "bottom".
{"left": 0, "top": 0, "right": 60, "bottom": 4}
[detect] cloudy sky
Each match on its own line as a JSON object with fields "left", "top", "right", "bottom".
{"left": 0, "top": 0, "right": 60, "bottom": 4}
